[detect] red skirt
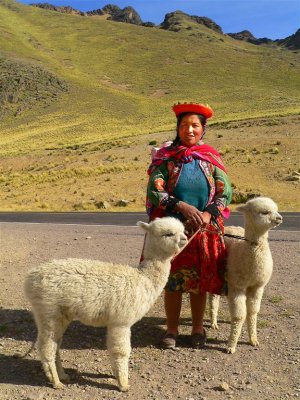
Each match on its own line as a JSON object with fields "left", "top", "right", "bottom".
{"left": 165, "top": 219, "right": 226, "bottom": 295}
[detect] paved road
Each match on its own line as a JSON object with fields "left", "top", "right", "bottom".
{"left": 0, "top": 212, "right": 299, "bottom": 231}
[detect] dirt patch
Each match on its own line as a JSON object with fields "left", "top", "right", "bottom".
{"left": 152, "top": 89, "right": 170, "bottom": 98}
{"left": 100, "top": 78, "right": 131, "bottom": 91}
{"left": 0, "top": 222, "right": 299, "bottom": 399}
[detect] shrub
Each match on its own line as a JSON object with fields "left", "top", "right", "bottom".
{"left": 269, "top": 295, "right": 283, "bottom": 304}
{"left": 231, "top": 189, "right": 248, "bottom": 204}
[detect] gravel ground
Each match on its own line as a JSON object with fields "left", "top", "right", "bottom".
{"left": 0, "top": 222, "right": 299, "bottom": 400}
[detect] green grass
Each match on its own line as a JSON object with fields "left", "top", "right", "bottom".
{"left": 257, "top": 319, "right": 269, "bottom": 329}
{"left": 269, "top": 295, "right": 283, "bottom": 304}
{"left": 0, "top": 0, "right": 299, "bottom": 157}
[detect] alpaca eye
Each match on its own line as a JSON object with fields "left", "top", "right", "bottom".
{"left": 163, "top": 233, "right": 174, "bottom": 237}
{"left": 260, "top": 211, "right": 269, "bottom": 215}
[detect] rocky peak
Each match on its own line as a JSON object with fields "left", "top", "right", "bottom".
{"left": 228, "top": 30, "right": 277, "bottom": 46}
{"left": 86, "top": 8, "right": 105, "bottom": 16}
{"left": 160, "top": 10, "right": 194, "bottom": 32}
{"left": 87, "top": 3, "right": 142, "bottom": 25}
{"left": 30, "top": 2, "right": 84, "bottom": 15}
{"left": 190, "top": 15, "right": 223, "bottom": 34}
{"left": 276, "top": 28, "right": 300, "bottom": 50}
{"left": 108, "top": 6, "right": 142, "bottom": 25}
{"left": 227, "top": 30, "right": 257, "bottom": 42}
{"left": 102, "top": 4, "right": 121, "bottom": 14}
{"left": 160, "top": 10, "right": 223, "bottom": 34}
{"left": 227, "top": 28, "right": 300, "bottom": 49}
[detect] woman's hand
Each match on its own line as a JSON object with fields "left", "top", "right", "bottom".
{"left": 176, "top": 202, "right": 211, "bottom": 229}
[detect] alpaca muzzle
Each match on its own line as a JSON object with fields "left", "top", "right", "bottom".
{"left": 273, "top": 213, "right": 283, "bottom": 227}
{"left": 179, "top": 234, "right": 188, "bottom": 248}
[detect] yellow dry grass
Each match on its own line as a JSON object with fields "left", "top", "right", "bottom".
{"left": 0, "top": 115, "right": 299, "bottom": 211}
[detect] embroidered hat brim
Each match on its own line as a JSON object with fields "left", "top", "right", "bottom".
{"left": 172, "top": 103, "right": 213, "bottom": 119}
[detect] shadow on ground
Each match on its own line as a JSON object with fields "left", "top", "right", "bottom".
{"left": 0, "top": 308, "right": 167, "bottom": 349}
{"left": 0, "top": 308, "right": 231, "bottom": 349}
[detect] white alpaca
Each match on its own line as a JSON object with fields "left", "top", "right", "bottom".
{"left": 24, "top": 217, "right": 187, "bottom": 392}
{"left": 209, "top": 197, "right": 282, "bottom": 354}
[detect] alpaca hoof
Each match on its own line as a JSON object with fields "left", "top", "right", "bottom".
{"left": 226, "top": 346, "right": 236, "bottom": 354}
{"left": 119, "top": 384, "right": 129, "bottom": 392}
{"left": 250, "top": 338, "right": 259, "bottom": 347}
{"left": 210, "top": 322, "right": 219, "bottom": 330}
{"left": 53, "top": 381, "right": 65, "bottom": 389}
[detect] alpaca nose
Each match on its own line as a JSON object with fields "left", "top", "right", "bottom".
{"left": 180, "top": 233, "right": 188, "bottom": 245}
{"left": 276, "top": 214, "right": 283, "bottom": 224}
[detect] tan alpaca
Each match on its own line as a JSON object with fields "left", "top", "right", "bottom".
{"left": 209, "top": 197, "right": 282, "bottom": 354}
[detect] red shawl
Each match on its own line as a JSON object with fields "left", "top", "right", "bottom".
{"left": 148, "top": 143, "right": 226, "bottom": 175}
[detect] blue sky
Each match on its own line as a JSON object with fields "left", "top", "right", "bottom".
{"left": 19, "top": 0, "right": 299, "bottom": 40}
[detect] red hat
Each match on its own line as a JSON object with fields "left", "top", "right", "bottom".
{"left": 172, "top": 102, "right": 213, "bottom": 119}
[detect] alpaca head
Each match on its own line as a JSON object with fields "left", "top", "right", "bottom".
{"left": 236, "top": 197, "right": 282, "bottom": 233}
{"left": 137, "top": 217, "right": 187, "bottom": 259}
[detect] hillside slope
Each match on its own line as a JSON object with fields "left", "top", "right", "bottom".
{"left": 0, "top": 0, "right": 299, "bottom": 211}
{"left": 0, "top": 0, "right": 299, "bottom": 153}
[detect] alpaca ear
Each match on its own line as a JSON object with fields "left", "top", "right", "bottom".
{"left": 137, "top": 221, "right": 150, "bottom": 232}
{"left": 236, "top": 204, "right": 248, "bottom": 213}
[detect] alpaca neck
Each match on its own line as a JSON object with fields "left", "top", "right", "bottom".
{"left": 244, "top": 219, "right": 269, "bottom": 246}
{"left": 139, "top": 257, "right": 172, "bottom": 290}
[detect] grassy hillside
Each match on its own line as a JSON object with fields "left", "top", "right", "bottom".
{"left": 0, "top": 0, "right": 299, "bottom": 211}
{"left": 0, "top": 56, "right": 67, "bottom": 118}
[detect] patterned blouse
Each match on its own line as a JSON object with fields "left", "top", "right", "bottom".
{"left": 146, "top": 157, "right": 232, "bottom": 223}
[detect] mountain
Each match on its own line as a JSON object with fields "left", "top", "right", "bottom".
{"left": 160, "top": 10, "right": 223, "bottom": 34}
{"left": 0, "top": 0, "right": 298, "bottom": 131}
{"left": 276, "top": 28, "right": 300, "bottom": 50}
{"left": 29, "top": 2, "right": 299, "bottom": 50}
{"left": 227, "top": 30, "right": 273, "bottom": 46}
{"left": 227, "top": 30, "right": 300, "bottom": 49}
{"left": 30, "top": 2, "right": 84, "bottom": 15}
{"left": 31, "top": 2, "right": 144, "bottom": 25}
{"left": 161, "top": 12, "right": 299, "bottom": 50}
{"left": 87, "top": 4, "right": 143, "bottom": 25}
{"left": 106, "top": 5, "right": 142, "bottom": 25}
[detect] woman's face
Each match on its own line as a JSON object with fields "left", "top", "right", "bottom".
{"left": 178, "top": 113, "right": 204, "bottom": 147}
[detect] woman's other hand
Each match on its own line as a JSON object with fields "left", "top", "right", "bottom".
{"left": 176, "top": 202, "right": 211, "bottom": 229}
{"left": 200, "top": 211, "right": 212, "bottom": 225}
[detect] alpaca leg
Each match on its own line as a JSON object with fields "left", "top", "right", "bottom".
{"left": 246, "top": 286, "right": 264, "bottom": 347}
{"left": 107, "top": 326, "right": 131, "bottom": 392}
{"left": 36, "top": 316, "right": 65, "bottom": 389}
{"left": 55, "top": 318, "right": 70, "bottom": 382}
{"left": 209, "top": 293, "right": 220, "bottom": 329}
{"left": 55, "top": 338, "right": 70, "bottom": 383}
{"left": 227, "top": 290, "right": 247, "bottom": 354}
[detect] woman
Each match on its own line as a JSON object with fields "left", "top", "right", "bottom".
{"left": 146, "top": 102, "right": 232, "bottom": 349}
